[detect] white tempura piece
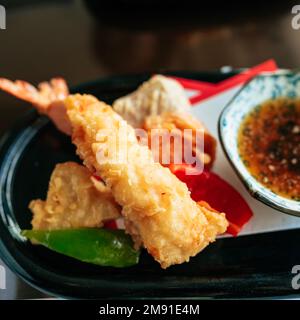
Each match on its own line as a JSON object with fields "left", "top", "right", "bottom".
{"left": 113, "top": 75, "right": 191, "bottom": 128}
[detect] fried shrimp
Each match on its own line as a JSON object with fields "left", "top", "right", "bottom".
{"left": 0, "top": 76, "right": 215, "bottom": 167}
{"left": 29, "top": 162, "right": 121, "bottom": 230}
{"left": 65, "top": 94, "right": 228, "bottom": 268}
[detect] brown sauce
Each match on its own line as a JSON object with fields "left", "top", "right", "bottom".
{"left": 238, "top": 97, "right": 300, "bottom": 201}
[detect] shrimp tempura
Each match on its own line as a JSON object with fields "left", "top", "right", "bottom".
{"left": 65, "top": 94, "right": 228, "bottom": 268}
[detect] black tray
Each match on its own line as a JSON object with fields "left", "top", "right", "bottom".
{"left": 0, "top": 72, "right": 299, "bottom": 299}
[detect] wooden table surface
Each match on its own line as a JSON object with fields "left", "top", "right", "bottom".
{"left": 0, "top": 0, "right": 299, "bottom": 299}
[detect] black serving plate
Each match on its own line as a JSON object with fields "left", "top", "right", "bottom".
{"left": 0, "top": 72, "right": 300, "bottom": 299}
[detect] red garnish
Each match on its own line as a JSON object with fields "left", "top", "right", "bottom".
{"left": 169, "top": 163, "right": 253, "bottom": 236}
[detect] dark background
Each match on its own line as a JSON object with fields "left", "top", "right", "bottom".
{"left": 0, "top": 0, "right": 300, "bottom": 134}
{"left": 0, "top": 0, "right": 299, "bottom": 299}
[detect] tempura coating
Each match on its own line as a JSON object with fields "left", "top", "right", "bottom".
{"left": 65, "top": 94, "right": 228, "bottom": 268}
{"left": 113, "top": 75, "right": 190, "bottom": 128}
{"left": 29, "top": 162, "right": 121, "bottom": 230}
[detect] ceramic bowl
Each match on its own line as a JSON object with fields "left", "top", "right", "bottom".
{"left": 219, "top": 71, "right": 300, "bottom": 217}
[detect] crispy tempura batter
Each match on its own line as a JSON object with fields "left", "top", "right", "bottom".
{"left": 113, "top": 75, "right": 190, "bottom": 128}
{"left": 66, "top": 94, "right": 228, "bottom": 268}
{"left": 29, "top": 162, "right": 121, "bottom": 230}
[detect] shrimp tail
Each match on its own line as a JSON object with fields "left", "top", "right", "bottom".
{"left": 0, "top": 77, "right": 69, "bottom": 113}
{"left": 0, "top": 77, "right": 71, "bottom": 135}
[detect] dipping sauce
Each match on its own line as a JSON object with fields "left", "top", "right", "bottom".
{"left": 238, "top": 97, "right": 300, "bottom": 201}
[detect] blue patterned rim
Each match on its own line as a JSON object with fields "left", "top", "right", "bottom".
{"left": 218, "top": 71, "right": 300, "bottom": 217}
